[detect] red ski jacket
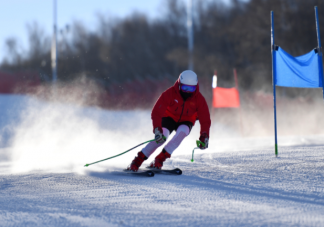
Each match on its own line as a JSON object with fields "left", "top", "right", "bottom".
{"left": 151, "top": 80, "right": 211, "bottom": 137}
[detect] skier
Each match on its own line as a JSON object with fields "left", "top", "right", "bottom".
{"left": 127, "top": 70, "right": 211, "bottom": 172}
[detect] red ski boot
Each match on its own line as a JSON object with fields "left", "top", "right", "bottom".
{"left": 149, "top": 149, "right": 171, "bottom": 169}
{"left": 127, "top": 151, "right": 147, "bottom": 172}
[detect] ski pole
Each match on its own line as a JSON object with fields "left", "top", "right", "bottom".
{"left": 84, "top": 139, "right": 155, "bottom": 167}
{"left": 191, "top": 140, "right": 205, "bottom": 162}
{"left": 191, "top": 147, "right": 199, "bottom": 162}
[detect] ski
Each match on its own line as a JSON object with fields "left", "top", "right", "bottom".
{"left": 146, "top": 167, "right": 182, "bottom": 175}
{"left": 123, "top": 169, "right": 155, "bottom": 177}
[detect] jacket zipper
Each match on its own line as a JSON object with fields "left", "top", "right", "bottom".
{"left": 177, "top": 100, "right": 186, "bottom": 123}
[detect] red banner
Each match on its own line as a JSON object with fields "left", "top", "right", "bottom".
{"left": 213, "top": 87, "right": 240, "bottom": 108}
{"left": 0, "top": 71, "right": 40, "bottom": 94}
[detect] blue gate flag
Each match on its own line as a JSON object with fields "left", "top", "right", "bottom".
{"left": 274, "top": 47, "right": 323, "bottom": 88}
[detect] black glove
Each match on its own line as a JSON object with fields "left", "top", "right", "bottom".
{"left": 198, "top": 133, "right": 209, "bottom": 149}
{"left": 154, "top": 127, "right": 166, "bottom": 144}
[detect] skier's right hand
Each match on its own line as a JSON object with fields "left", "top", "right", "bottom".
{"left": 154, "top": 127, "right": 166, "bottom": 144}
{"left": 198, "top": 133, "right": 209, "bottom": 149}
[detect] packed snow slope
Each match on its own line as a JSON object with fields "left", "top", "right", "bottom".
{"left": 0, "top": 94, "right": 324, "bottom": 226}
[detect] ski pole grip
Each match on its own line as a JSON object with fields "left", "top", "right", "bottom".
{"left": 196, "top": 140, "right": 205, "bottom": 147}
{"left": 155, "top": 135, "right": 167, "bottom": 144}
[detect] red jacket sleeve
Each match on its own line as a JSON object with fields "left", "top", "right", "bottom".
{"left": 151, "top": 89, "right": 172, "bottom": 132}
{"left": 197, "top": 93, "right": 211, "bottom": 137}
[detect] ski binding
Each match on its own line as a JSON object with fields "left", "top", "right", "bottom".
{"left": 123, "top": 169, "right": 155, "bottom": 177}
{"left": 146, "top": 167, "right": 182, "bottom": 175}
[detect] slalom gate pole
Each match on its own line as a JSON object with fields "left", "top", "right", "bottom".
{"left": 234, "top": 68, "right": 244, "bottom": 137}
{"left": 84, "top": 139, "right": 155, "bottom": 167}
{"left": 314, "top": 6, "right": 324, "bottom": 98}
{"left": 191, "top": 140, "right": 205, "bottom": 162}
{"left": 271, "top": 11, "right": 278, "bottom": 157}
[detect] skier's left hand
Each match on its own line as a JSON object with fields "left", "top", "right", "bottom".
{"left": 198, "top": 133, "right": 209, "bottom": 149}
{"left": 154, "top": 127, "right": 166, "bottom": 144}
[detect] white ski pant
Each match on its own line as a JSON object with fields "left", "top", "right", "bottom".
{"left": 142, "top": 125, "right": 190, "bottom": 157}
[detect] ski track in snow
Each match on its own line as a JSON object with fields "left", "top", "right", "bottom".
{"left": 0, "top": 95, "right": 324, "bottom": 226}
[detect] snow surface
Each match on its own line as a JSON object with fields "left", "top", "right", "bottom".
{"left": 1, "top": 94, "right": 324, "bottom": 226}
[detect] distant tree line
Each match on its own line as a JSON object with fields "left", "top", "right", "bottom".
{"left": 1, "top": 0, "right": 324, "bottom": 100}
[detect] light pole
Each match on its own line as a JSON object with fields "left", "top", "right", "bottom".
{"left": 187, "top": 0, "right": 194, "bottom": 70}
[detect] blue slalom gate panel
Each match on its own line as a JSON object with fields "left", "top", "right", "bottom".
{"left": 274, "top": 47, "right": 323, "bottom": 88}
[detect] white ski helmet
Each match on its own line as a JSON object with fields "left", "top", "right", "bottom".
{"left": 179, "top": 70, "right": 198, "bottom": 86}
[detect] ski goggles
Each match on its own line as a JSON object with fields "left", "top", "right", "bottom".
{"left": 180, "top": 84, "right": 197, "bottom": 93}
